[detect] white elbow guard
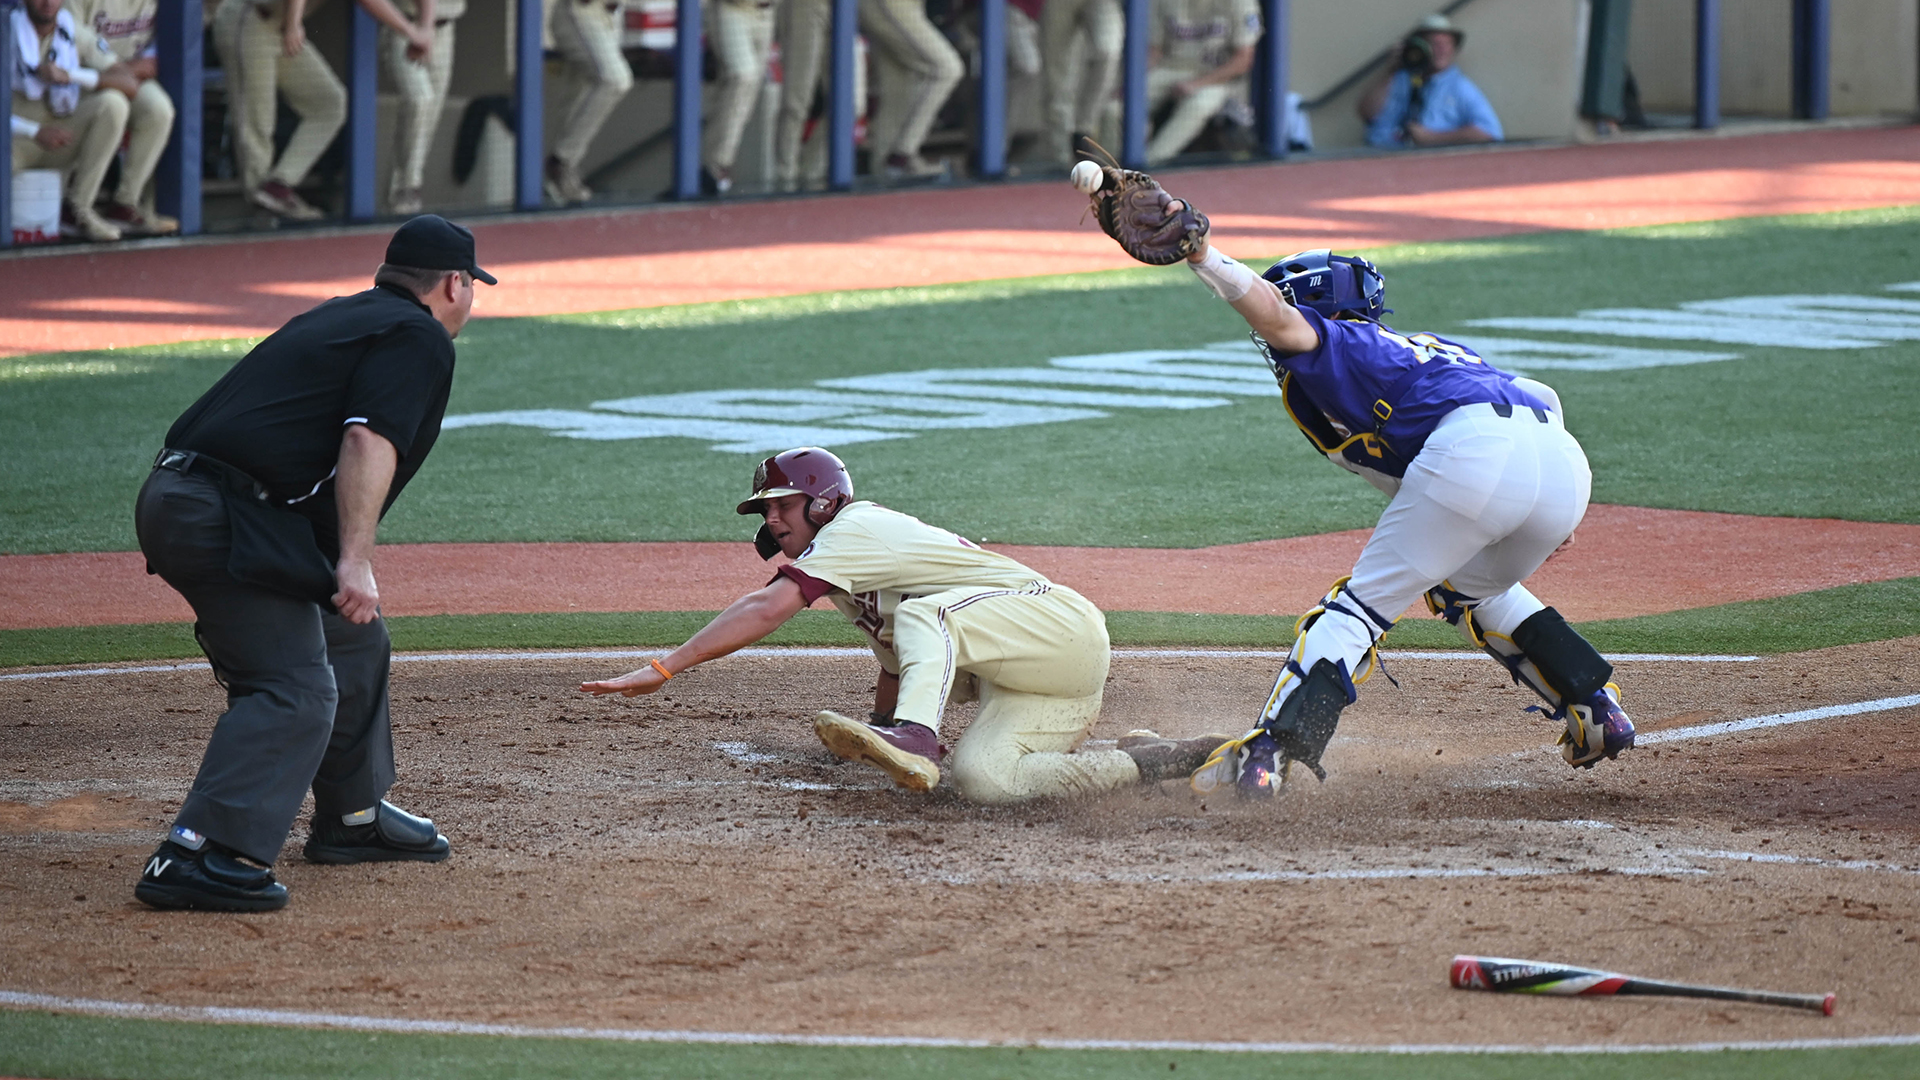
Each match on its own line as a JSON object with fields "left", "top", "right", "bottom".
{"left": 1188, "top": 246, "right": 1258, "bottom": 302}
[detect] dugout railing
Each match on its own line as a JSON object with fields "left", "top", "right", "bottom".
{"left": 1, "top": 0, "right": 1835, "bottom": 248}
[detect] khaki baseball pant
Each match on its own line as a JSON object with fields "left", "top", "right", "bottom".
{"left": 550, "top": 0, "right": 633, "bottom": 168}
{"left": 11, "top": 91, "right": 130, "bottom": 210}
{"left": 215, "top": 0, "right": 347, "bottom": 189}
{"left": 382, "top": 18, "right": 457, "bottom": 196}
{"left": 891, "top": 582, "right": 1135, "bottom": 804}
{"left": 704, "top": 0, "right": 777, "bottom": 176}
{"left": 1039, "top": 0, "right": 1120, "bottom": 163}
{"left": 773, "top": 0, "right": 866, "bottom": 189}
{"left": 1145, "top": 66, "right": 1228, "bottom": 165}
{"left": 858, "top": 0, "right": 961, "bottom": 164}
{"left": 115, "top": 79, "right": 175, "bottom": 207}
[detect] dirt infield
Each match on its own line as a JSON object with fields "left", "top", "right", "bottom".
{"left": 3, "top": 126, "right": 1917, "bottom": 356}
{"left": 7, "top": 505, "right": 1920, "bottom": 630}
{"left": 2, "top": 639, "right": 1917, "bottom": 1046}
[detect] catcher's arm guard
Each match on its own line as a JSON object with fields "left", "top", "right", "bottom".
{"left": 1087, "top": 164, "right": 1210, "bottom": 266}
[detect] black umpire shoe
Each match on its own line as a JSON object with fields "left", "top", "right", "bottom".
{"left": 134, "top": 840, "right": 290, "bottom": 912}
{"left": 303, "top": 800, "right": 451, "bottom": 865}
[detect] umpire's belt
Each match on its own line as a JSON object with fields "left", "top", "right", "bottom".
{"left": 154, "top": 448, "right": 278, "bottom": 506}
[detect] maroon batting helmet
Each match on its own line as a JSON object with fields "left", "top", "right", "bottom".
{"left": 737, "top": 447, "right": 854, "bottom": 559}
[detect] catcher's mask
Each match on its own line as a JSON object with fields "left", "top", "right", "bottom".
{"left": 737, "top": 447, "right": 854, "bottom": 560}
{"left": 1263, "top": 250, "right": 1389, "bottom": 321}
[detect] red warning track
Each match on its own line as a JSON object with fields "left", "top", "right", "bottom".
{"left": 6, "top": 506, "right": 1919, "bottom": 630}
{"left": 2, "top": 126, "right": 1918, "bottom": 356}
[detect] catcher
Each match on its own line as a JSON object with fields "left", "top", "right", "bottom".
{"left": 581, "top": 448, "right": 1229, "bottom": 802}
{"left": 1077, "top": 164, "right": 1635, "bottom": 796}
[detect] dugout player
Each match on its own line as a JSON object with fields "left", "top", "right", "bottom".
{"left": 70, "top": 0, "right": 180, "bottom": 234}
{"left": 582, "top": 448, "right": 1228, "bottom": 803}
{"left": 132, "top": 215, "right": 494, "bottom": 912}
{"left": 1175, "top": 239, "right": 1635, "bottom": 796}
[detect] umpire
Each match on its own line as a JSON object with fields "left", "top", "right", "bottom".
{"left": 132, "top": 215, "right": 495, "bottom": 913}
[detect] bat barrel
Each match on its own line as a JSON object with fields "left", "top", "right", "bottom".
{"left": 1450, "top": 957, "right": 1834, "bottom": 1015}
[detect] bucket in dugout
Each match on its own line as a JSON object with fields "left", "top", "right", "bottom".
{"left": 11, "top": 168, "right": 61, "bottom": 245}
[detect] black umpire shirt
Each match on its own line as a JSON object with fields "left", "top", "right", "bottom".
{"left": 165, "top": 284, "right": 457, "bottom": 561}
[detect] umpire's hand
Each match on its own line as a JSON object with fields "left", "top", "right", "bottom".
{"left": 333, "top": 557, "right": 380, "bottom": 624}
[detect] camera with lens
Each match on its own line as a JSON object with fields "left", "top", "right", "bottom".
{"left": 1398, "top": 33, "right": 1436, "bottom": 76}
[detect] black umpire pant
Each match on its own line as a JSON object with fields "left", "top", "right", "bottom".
{"left": 136, "top": 466, "right": 396, "bottom": 865}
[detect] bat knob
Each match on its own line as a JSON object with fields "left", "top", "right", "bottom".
{"left": 1823, "top": 993, "right": 1836, "bottom": 1016}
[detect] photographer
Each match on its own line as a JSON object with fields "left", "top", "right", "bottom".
{"left": 1357, "top": 13, "right": 1499, "bottom": 149}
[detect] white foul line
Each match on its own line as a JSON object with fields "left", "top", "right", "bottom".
{"left": 0, "top": 991, "right": 1911, "bottom": 1055}
{"left": 1638, "top": 694, "right": 1920, "bottom": 744}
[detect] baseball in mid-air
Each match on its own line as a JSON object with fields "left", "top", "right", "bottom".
{"left": 1070, "top": 160, "right": 1104, "bottom": 195}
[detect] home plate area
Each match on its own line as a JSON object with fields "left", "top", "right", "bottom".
{"left": 2, "top": 641, "right": 1917, "bottom": 1048}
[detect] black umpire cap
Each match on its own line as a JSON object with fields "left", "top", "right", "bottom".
{"left": 387, "top": 215, "right": 498, "bottom": 285}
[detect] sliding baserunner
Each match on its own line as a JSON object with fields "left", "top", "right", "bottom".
{"left": 581, "top": 447, "right": 1228, "bottom": 802}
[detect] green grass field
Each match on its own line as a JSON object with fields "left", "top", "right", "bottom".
{"left": 5, "top": 206, "right": 1919, "bottom": 555}
{"left": 3, "top": 1009, "right": 1917, "bottom": 1080}
{"left": 4, "top": 206, "right": 1920, "bottom": 1075}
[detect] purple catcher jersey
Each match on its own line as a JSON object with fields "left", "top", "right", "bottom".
{"left": 1269, "top": 308, "right": 1549, "bottom": 480}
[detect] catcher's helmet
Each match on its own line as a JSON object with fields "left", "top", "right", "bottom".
{"left": 1262, "top": 250, "right": 1388, "bottom": 321}
{"left": 737, "top": 447, "right": 854, "bottom": 559}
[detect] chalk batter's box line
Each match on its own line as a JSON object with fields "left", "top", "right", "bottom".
{"left": 0, "top": 647, "right": 1762, "bottom": 683}
{"left": 6, "top": 652, "right": 1914, "bottom": 750}
{"left": 0, "top": 990, "right": 1915, "bottom": 1055}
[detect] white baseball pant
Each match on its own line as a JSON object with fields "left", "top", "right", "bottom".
{"left": 1285, "top": 403, "right": 1593, "bottom": 699}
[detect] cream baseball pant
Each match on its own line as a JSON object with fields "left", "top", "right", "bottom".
{"left": 550, "top": 0, "right": 633, "bottom": 168}
{"left": 704, "top": 0, "right": 777, "bottom": 176}
{"left": 115, "top": 79, "right": 175, "bottom": 207}
{"left": 891, "top": 582, "right": 1135, "bottom": 804}
{"left": 1039, "top": 0, "right": 1120, "bottom": 163}
{"left": 773, "top": 0, "right": 866, "bottom": 188}
{"left": 858, "top": 0, "right": 961, "bottom": 163}
{"left": 1144, "top": 66, "right": 1229, "bottom": 165}
{"left": 11, "top": 92, "right": 129, "bottom": 209}
{"left": 215, "top": 0, "right": 346, "bottom": 190}
{"left": 382, "top": 19, "right": 456, "bottom": 196}
{"left": 1280, "top": 403, "right": 1593, "bottom": 712}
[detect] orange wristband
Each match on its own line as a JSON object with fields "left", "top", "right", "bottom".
{"left": 650, "top": 659, "right": 674, "bottom": 680}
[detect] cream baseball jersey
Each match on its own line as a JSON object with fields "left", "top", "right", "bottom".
{"left": 776, "top": 502, "right": 1050, "bottom": 671}
{"left": 70, "top": 0, "right": 157, "bottom": 61}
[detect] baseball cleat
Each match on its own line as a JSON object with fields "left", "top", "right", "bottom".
{"left": 1558, "top": 682, "right": 1635, "bottom": 769}
{"left": 1118, "top": 730, "right": 1238, "bottom": 782}
{"left": 814, "top": 710, "right": 941, "bottom": 792}
{"left": 303, "top": 800, "right": 451, "bottom": 864}
{"left": 134, "top": 840, "right": 289, "bottom": 912}
{"left": 1191, "top": 728, "right": 1321, "bottom": 799}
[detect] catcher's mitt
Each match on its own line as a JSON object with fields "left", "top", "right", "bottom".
{"left": 1087, "top": 165, "right": 1210, "bottom": 266}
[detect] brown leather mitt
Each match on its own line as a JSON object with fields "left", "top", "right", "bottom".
{"left": 1088, "top": 165, "right": 1210, "bottom": 265}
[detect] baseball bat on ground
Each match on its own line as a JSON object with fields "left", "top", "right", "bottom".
{"left": 1449, "top": 955, "right": 1835, "bottom": 1015}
